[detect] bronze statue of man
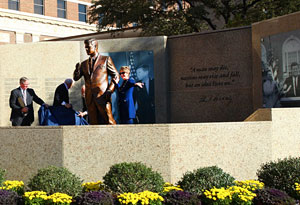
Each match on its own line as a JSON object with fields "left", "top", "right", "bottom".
{"left": 73, "top": 39, "right": 119, "bottom": 125}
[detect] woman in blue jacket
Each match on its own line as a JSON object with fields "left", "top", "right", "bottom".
{"left": 115, "top": 66, "right": 143, "bottom": 124}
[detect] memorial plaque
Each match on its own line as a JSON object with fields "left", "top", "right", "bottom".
{"left": 168, "top": 27, "right": 253, "bottom": 122}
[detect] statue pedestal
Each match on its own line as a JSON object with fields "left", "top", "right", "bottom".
{"left": 1, "top": 108, "right": 299, "bottom": 183}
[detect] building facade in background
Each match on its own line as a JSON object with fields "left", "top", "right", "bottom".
{"left": 0, "top": 0, "right": 97, "bottom": 44}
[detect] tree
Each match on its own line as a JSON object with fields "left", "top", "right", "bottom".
{"left": 227, "top": 0, "right": 300, "bottom": 27}
{"left": 89, "top": 0, "right": 300, "bottom": 36}
{"left": 89, "top": 0, "right": 202, "bottom": 36}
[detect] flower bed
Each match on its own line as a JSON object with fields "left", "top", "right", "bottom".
{"left": 1, "top": 179, "right": 298, "bottom": 205}
{"left": 1, "top": 157, "right": 300, "bottom": 204}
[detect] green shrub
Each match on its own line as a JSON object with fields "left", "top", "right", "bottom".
{"left": 0, "top": 168, "right": 5, "bottom": 186}
{"left": 103, "top": 162, "right": 164, "bottom": 193}
{"left": 177, "top": 166, "right": 235, "bottom": 195}
{"left": 256, "top": 157, "right": 300, "bottom": 199}
{"left": 28, "top": 166, "right": 82, "bottom": 197}
{"left": 253, "top": 188, "right": 296, "bottom": 205}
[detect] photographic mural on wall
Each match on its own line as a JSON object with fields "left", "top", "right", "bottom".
{"left": 261, "top": 29, "right": 300, "bottom": 108}
{"left": 101, "top": 50, "right": 155, "bottom": 124}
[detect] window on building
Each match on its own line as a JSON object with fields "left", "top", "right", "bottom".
{"left": 34, "top": 0, "right": 44, "bottom": 15}
{"left": 57, "top": 0, "right": 66, "bottom": 18}
{"left": 78, "top": 4, "right": 87, "bottom": 22}
{"left": 8, "top": 0, "right": 19, "bottom": 11}
{"left": 282, "top": 36, "right": 300, "bottom": 75}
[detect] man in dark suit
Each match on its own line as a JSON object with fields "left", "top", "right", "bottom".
{"left": 73, "top": 38, "right": 119, "bottom": 125}
{"left": 9, "top": 77, "right": 47, "bottom": 126}
{"left": 53, "top": 78, "right": 73, "bottom": 108}
{"left": 133, "top": 64, "right": 155, "bottom": 123}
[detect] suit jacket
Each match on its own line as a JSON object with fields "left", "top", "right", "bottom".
{"left": 9, "top": 87, "right": 44, "bottom": 126}
{"left": 53, "top": 83, "right": 69, "bottom": 107}
{"left": 82, "top": 97, "right": 87, "bottom": 112}
{"left": 117, "top": 78, "right": 136, "bottom": 121}
{"left": 73, "top": 55, "right": 119, "bottom": 106}
{"left": 133, "top": 78, "right": 155, "bottom": 123}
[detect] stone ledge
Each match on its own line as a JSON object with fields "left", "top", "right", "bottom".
{"left": 1, "top": 108, "right": 299, "bottom": 183}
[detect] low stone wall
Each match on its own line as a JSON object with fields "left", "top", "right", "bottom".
{"left": 0, "top": 108, "right": 299, "bottom": 183}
